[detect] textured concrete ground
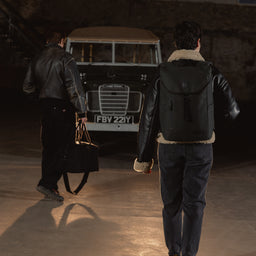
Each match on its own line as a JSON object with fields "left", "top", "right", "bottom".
{"left": 0, "top": 90, "right": 255, "bottom": 256}
{"left": 0, "top": 153, "right": 255, "bottom": 256}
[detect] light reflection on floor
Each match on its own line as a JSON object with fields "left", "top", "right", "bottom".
{"left": 0, "top": 155, "right": 255, "bottom": 256}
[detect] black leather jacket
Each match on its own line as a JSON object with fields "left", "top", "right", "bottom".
{"left": 137, "top": 60, "right": 240, "bottom": 162}
{"left": 23, "top": 43, "right": 86, "bottom": 115}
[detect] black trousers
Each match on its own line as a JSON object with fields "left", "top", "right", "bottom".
{"left": 158, "top": 143, "right": 213, "bottom": 256}
{"left": 38, "top": 99, "right": 75, "bottom": 190}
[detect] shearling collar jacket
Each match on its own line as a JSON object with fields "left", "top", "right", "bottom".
{"left": 23, "top": 43, "right": 86, "bottom": 116}
{"left": 135, "top": 49, "right": 240, "bottom": 170}
{"left": 168, "top": 49, "right": 205, "bottom": 62}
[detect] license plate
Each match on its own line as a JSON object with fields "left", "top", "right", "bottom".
{"left": 95, "top": 115, "right": 134, "bottom": 124}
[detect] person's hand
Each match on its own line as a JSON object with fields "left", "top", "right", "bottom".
{"left": 133, "top": 158, "right": 154, "bottom": 174}
{"left": 79, "top": 117, "right": 87, "bottom": 124}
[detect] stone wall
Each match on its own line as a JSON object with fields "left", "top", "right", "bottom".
{"left": 1, "top": 0, "right": 256, "bottom": 100}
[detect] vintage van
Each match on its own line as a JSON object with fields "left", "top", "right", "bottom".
{"left": 66, "top": 26, "right": 162, "bottom": 132}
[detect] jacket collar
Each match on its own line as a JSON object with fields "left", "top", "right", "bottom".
{"left": 45, "top": 43, "right": 62, "bottom": 49}
{"left": 168, "top": 50, "right": 205, "bottom": 62}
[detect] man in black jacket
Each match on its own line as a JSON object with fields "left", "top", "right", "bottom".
{"left": 23, "top": 32, "right": 86, "bottom": 201}
{"left": 134, "top": 21, "right": 240, "bottom": 256}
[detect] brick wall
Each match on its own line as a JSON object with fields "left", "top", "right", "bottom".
{"left": 1, "top": 0, "right": 256, "bottom": 100}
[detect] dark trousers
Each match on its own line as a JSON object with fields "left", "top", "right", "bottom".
{"left": 38, "top": 99, "right": 75, "bottom": 190}
{"left": 158, "top": 143, "right": 213, "bottom": 256}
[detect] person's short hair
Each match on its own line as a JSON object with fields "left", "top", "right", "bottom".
{"left": 174, "top": 21, "right": 201, "bottom": 50}
{"left": 45, "top": 31, "right": 66, "bottom": 44}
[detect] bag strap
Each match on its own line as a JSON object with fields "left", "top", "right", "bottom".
{"left": 83, "top": 124, "right": 92, "bottom": 144}
{"left": 76, "top": 122, "right": 93, "bottom": 144}
{"left": 63, "top": 172, "right": 89, "bottom": 195}
{"left": 77, "top": 122, "right": 98, "bottom": 148}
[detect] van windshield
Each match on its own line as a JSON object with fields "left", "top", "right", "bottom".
{"left": 69, "top": 42, "right": 158, "bottom": 65}
{"left": 115, "top": 44, "right": 157, "bottom": 64}
{"left": 71, "top": 43, "right": 112, "bottom": 63}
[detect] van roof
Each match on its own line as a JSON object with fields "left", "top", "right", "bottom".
{"left": 68, "top": 26, "right": 159, "bottom": 43}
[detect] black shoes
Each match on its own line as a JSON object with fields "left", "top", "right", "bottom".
{"left": 36, "top": 185, "right": 64, "bottom": 201}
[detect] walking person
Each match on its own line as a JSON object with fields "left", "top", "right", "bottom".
{"left": 134, "top": 21, "right": 240, "bottom": 256}
{"left": 23, "top": 31, "right": 87, "bottom": 201}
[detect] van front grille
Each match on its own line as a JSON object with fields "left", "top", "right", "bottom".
{"left": 86, "top": 88, "right": 142, "bottom": 114}
{"left": 99, "top": 84, "right": 129, "bottom": 116}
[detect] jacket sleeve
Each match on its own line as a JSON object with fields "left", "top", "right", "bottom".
{"left": 64, "top": 56, "right": 87, "bottom": 117}
{"left": 23, "top": 63, "right": 38, "bottom": 101}
{"left": 137, "top": 72, "right": 160, "bottom": 162}
{"left": 212, "top": 66, "right": 240, "bottom": 120}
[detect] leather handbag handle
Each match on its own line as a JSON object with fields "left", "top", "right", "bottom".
{"left": 81, "top": 123, "right": 92, "bottom": 144}
{"left": 75, "top": 113, "right": 91, "bottom": 144}
{"left": 75, "top": 122, "right": 92, "bottom": 144}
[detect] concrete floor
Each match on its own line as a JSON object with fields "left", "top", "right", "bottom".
{"left": 0, "top": 90, "right": 255, "bottom": 256}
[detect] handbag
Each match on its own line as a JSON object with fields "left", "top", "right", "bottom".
{"left": 63, "top": 122, "right": 99, "bottom": 194}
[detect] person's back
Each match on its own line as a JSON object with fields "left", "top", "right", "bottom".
{"left": 134, "top": 21, "right": 240, "bottom": 256}
{"left": 34, "top": 46, "right": 66, "bottom": 90}
{"left": 30, "top": 44, "right": 75, "bottom": 101}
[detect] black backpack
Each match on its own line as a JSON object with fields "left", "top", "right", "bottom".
{"left": 159, "top": 60, "right": 214, "bottom": 141}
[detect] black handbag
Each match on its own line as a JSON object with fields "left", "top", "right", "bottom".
{"left": 63, "top": 123, "right": 99, "bottom": 194}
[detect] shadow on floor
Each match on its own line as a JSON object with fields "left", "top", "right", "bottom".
{"left": 0, "top": 200, "right": 133, "bottom": 256}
